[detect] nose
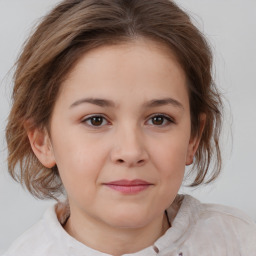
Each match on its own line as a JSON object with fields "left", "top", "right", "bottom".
{"left": 110, "top": 124, "right": 149, "bottom": 168}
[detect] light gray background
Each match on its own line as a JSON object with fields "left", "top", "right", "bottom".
{"left": 0, "top": 0, "right": 256, "bottom": 253}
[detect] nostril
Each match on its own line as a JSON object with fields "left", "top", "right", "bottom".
{"left": 116, "top": 159, "right": 144, "bottom": 165}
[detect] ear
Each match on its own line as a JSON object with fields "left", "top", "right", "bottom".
{"left": 186, "top": 114, "right": 206, "bottom": 166}
{"left": 26, "top": 124, "right": 56, "bottom": 168}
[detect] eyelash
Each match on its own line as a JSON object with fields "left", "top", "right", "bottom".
{"left": 147, "top": 114, "right": 175, "bottom": 126}
{"left": 81, "top": 113, "right": 175, "bottom": 128}
{"left": 82, "top": 115, "right": 110, "bottom": 128}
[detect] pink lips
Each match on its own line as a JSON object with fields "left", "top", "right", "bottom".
{"left": 103, "top": 179, "right": 152, "bottom": 194}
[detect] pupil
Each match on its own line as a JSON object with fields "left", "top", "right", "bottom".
{"left": 153, "top": 116, "right": 163, "bottom": 125}
{"left": 92, "top": 117, "right": 103, "bottom": 126}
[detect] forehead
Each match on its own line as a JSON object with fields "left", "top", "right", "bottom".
{"left": 67, "top": 38, "right": 183, "bottom": 79}
{"left": 58, "top": 38, "right": 189, "bottom": 111}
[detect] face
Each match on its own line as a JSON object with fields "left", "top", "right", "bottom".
{"left": 31, "top": 38, "right": 199, "bottom": 229}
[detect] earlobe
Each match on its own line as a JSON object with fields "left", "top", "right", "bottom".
{"left": 186, "top": 114, "right": 206, "bottom": 166}
{"left": 186, "top": 135, "right": 200, "bottom": 166}
{"left": 26, "top": 125, "right": 56, "bottom": 168}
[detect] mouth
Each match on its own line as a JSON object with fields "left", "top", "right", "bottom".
{"left": 103, "top": 179, "right": 153, "bottom": 194}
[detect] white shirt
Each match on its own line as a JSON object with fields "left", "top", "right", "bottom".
{"left": 2, "top": 195, "right": 256, "bottom": 256}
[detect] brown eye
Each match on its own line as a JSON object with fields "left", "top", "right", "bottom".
{"left": 147, "top": 114, "right": 173, "bottom": 126}
{"left": 152, "top": 116, "right": 165, "bottom": 125}
{"left": 90, "top": 117, "right": 103, "bottom": 126}
{"left": 82, "top": 115, "right": 108, "bottom": 127}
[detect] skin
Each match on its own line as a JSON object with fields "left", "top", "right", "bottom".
{"left": 28, "top": 38, "right": 202, "bottom": 255}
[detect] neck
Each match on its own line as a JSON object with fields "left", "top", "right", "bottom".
{"left": 64, "top": 210, "right": 170, "bottom": 255}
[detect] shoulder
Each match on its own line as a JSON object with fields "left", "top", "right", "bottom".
{"left": 196, "top": 196, "right": 256, "bottom": 232}
{"left": 182, "top": 194, "right": 255, "bottom": 225}
{"left": 2, "top": 204, "right": 67, "bottom": 256}
{"left": 183, "top": 195, "right": 256, "bottom": 253}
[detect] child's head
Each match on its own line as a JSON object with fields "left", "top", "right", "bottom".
{"left": 6, "top": 0, "right": 222, "bottom": 201}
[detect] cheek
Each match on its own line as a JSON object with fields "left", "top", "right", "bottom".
{"left": 149, "top": 134, "right": 190, "bottom": 175}
{"left": 147, "top": 132, "right": 190, "bottom": 200}
{"left": 52, "top": 134, "right": 109, "bottom": 192}
{"left": 145, "top": 136, "right": 189, "bottom": 210}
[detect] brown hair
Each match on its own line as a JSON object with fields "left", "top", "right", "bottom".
{"left": 6, "top": 0, "right": 222, "bottom": 199}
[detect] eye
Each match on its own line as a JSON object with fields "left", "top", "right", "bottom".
{"left": 147, "top": 114, "right": 174, "bottom": 126}
{"left": 82, "top": 115, "right": 109, "bottom": 127}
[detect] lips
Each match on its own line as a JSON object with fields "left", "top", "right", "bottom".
{"left": 103, "top": 179, "right": 152, "bottom": 194}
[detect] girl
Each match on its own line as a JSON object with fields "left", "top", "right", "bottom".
{"left": 3, "top": 0, "right": 256, "bottom": 255}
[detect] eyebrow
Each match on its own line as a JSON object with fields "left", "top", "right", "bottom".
{"left": 69, "top": 97, "right": 184, "bottom": 110}
{"left": 143, "top": 98, "right": 184, "bottom": 109}
{"left": 70, "top": 98, "right": 116, "bottom": 108}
